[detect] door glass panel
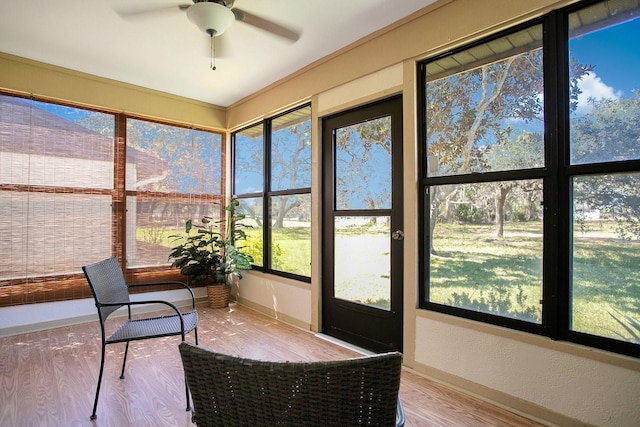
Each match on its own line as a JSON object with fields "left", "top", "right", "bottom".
{"left": 334, "top": 216, "right": 391, "bottom": 310}
{"left": 335, "top": 117, "right": 392, "bottom": 210}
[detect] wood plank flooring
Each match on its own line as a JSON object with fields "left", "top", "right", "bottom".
{"left": 0, "top": 303, "right": 545, "bottom": 426}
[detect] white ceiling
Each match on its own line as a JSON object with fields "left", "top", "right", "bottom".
{"left": 0, "top": 0, "right": 437, "bottom": 107}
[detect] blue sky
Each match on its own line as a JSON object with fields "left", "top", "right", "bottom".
{"left": 570, "top": 16, "right": 640, "bottom": 114}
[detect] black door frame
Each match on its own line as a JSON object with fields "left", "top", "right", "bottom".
{"left": 321, "top": 95, "right": 404, "bottom": 353}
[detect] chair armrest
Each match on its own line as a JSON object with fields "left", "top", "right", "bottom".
{"left": 100, "top": 299, "right": 189, "bottom": 332}
{"left": 128, "top": 281, "right": 197, "bottom": 309}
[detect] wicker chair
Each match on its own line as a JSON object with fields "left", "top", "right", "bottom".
{"left": 179, "top": 342, "right": 405, "bottom": 427}
{"left": 82, "top": 257, "right": 199, "bottom": 420}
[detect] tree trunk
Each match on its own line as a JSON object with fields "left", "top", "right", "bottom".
{"left": 495, "top": 185, "right": 510, "bottom": 238}
{"left": 274, "top": 195, "right": 289, "bottom": 228}
{"left": 525, "top": 191, "right": 534, "bottom": 221}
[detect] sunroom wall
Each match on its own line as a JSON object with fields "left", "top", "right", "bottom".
{"left": 0, "top": 52, "right": 226, "bottom": 129}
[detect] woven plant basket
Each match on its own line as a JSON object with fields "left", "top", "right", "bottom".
{"left": 207, "top": 285, "right": 231, "bottom": 309}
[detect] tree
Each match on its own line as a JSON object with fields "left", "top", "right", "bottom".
{"left": 125, "top": 121, "right": 222, "bottom": 195}
{"left": 571, "top": 92, "right": 640, "bottom": 164}
{"left": 571, "top": 93, "right": 640, "bottom": 239}
{"left": 270, "top": 121, "right": 311, "bottom": 227}
{"left": 484, "top": 131, "right": 544, "bottom": 237}
{"left": 334, "top": 116, "right": 392, "bottom": 214}
{"left": 77, "top": 113, "right": 222, "bottom": 232}
{"left": 426, "top": 50, "right": 544, "bottom": 251}
{"left": 234, "top": 119, "right": 311, "bottom": 229}
{"left": 426, "top": 45, "right": 591, "bottom": 251}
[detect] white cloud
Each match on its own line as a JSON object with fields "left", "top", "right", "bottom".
{"left": 576, "top": 72, "right": 623, "bottom": 115}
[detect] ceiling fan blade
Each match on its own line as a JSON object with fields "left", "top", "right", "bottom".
{"left": 114, "top": 4, "right": 191, "bottom": 21}
{"left": 232, "top": 8, "right": 300, "bottom": 42}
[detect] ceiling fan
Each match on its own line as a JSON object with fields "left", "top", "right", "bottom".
{"left": 185, "top": 0, "right": 299, "bottom": 40}
{"left": 116, "top": 0, "right": 300, "bottom": 40}
{"left": 116, "top": 0, "right": 301, "bottom": 69}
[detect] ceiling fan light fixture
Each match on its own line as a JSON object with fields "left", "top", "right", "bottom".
{"left": 187, "top": 2, "right": 235, "bottom": 36}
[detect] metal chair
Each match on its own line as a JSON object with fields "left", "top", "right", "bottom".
{"left": 82, "top": 257, "right": 199, "bottom": 420}
{"left": 179, "top": 342, "right": 405, "bottom": 427}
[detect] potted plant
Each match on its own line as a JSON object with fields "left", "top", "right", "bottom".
{"left": 169, "top": 198, "right": 252, "bottom": 308}
{"left": 218, "top": 198, "right": 254, "bottom": 286}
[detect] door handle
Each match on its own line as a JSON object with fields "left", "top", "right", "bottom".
{"left": 392, "top": 230, "right": 404, "bottom": 241}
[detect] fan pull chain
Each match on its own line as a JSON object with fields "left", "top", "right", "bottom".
{"left": 210, "top": 34, "right": 217, "bottom": 71}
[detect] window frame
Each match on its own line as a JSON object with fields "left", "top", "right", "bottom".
{"left": 0, "top": 92, "right": 225, "bottom": 306}
{"left": 231, "top": 103, "right": 312, "bottom": 283}
{"left": 123, "top": 116, "right": 224, "bottom": 270}
{"left": 417, "top": 0, "right": 640, "bottom": 358}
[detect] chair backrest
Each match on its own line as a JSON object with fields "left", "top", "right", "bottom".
{"left": 82, "top": 257, "right": 131, "bottom": 321}
{"left": 179, "top": 342, "right": 403, "bottom": 427}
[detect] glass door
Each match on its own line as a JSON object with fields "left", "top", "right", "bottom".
{"left": 322, "top": 95, "right": 403, "bottom": 352}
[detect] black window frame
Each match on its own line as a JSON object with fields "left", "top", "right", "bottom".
{"left": 231, "top": 103, "right": 312, "bottom": 283}
{"left": 417, "top": 0, "right": 640, "bottom": 359}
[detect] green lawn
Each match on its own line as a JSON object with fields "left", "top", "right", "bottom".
{"left": 235, "top": 222, "right": 311, "bottom": 276}
{"left": 137, "top": 219, "right": 640, "bottom": 343}
{"left": 429, "top": 220, "right": 640, "bottom": 343}
{"left": 137, "top": 227, "right": 180, "bottom": 248}
{"left": 572, "top": 235, "right": 640, "bottom": 341}
{"left": 137, "top": 223, "right": 311, "bottom": 276}
{"left": 271, "top": 226, "right": 311, "bottom": 276}
{"left": 334, "top": 222, "right": 392, "bottom": 309}
{"left": 429, "top": 221, "right": 543, "bottom": 322}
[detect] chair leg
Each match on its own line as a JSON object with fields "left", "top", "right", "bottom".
{"left": 91, "top": 343, "right": 107, "bottom": 420}
{"left": 184, "top": 329, "right": 197, "bottom": 411}
{"left": 184, "top": 378, "right": 191, "bottom": 412}
{"left": 119, "top": 341, "right": 130, "bottom": 380}
{"left": 183, "top": 329, "right": 198, "bottom": 412}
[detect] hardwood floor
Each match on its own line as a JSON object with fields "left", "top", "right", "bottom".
{"left": 0, "top": 303, "right": 545, "bottom": 426}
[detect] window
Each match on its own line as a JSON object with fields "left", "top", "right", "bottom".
{"left": 233, "top": 123, "right": 264, "bottom": 267}
{"left": 232, "top": 105, "right": 311, "bottom": 280}
{"left": 567, "top": 0, "right": 640, "bottom": 349}
{"left": 126, "top": 118, "right": 223, "bottom": 268}
{"left": 0, "top": 96, "right": 114, "bottom": 286}
{"left": 0, "top": 94, "right": 223, "bottom": 305}
{"left": 419, "top": 0, "right": 640, "bottom": 357}
{"left": 423, "top": 24, "right": 545, "bottom": 326}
